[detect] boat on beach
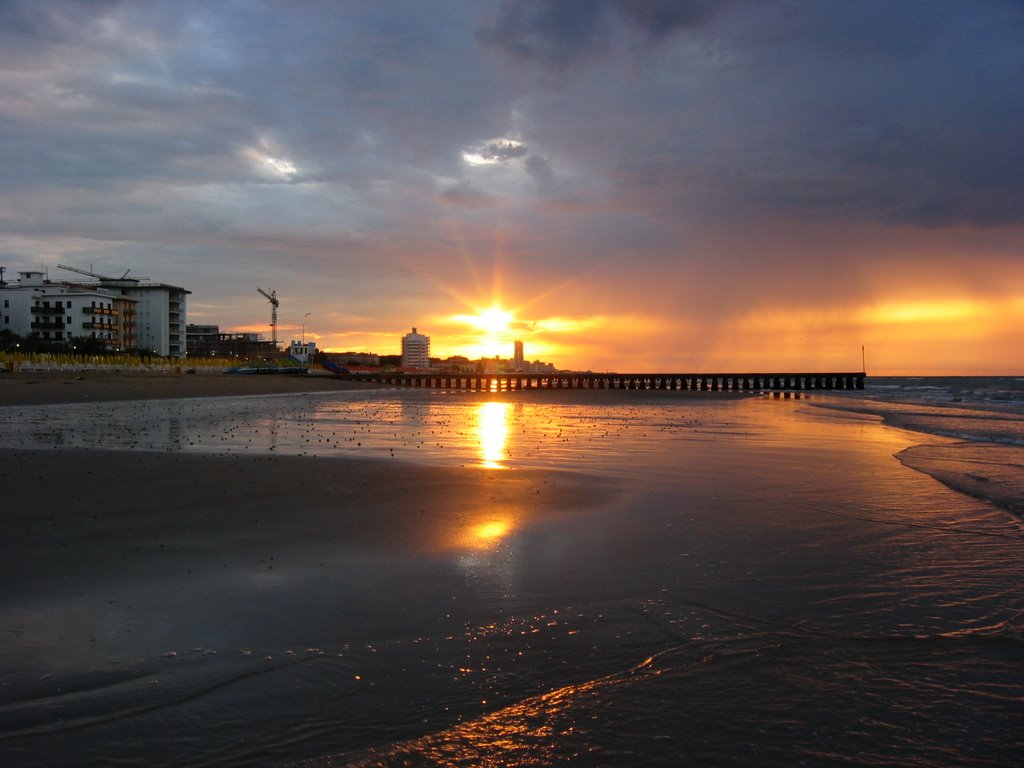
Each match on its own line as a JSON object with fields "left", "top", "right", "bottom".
{"left": 225, "top": 363, "right": 307, "bottom": 375}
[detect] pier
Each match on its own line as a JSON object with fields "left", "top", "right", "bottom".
{"left": 334, "top": 371, "right": 866, "bottom": 393}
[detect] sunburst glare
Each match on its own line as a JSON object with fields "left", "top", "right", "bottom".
{"left": 448, "top": 304, "right": 517, "bottom": 358}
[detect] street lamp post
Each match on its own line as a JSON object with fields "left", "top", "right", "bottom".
{"left": 302, "top": 312, "right": 311, "bottom": 344}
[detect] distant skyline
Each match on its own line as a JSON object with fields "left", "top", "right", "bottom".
{"left": 2, "top": 1, "right": 1022, "bottom": 374}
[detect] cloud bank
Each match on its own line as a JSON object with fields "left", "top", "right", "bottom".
{"left": 1, "top": 0, "right": 1021, "bottom": 372}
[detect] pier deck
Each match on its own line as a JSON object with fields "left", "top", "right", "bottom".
{"left": 333, "top": 371, "right": 866, "bottom": 393}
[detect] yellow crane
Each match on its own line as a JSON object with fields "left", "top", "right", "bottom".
{"left": 257, "top": 288, "right": 279, "bottom": 347}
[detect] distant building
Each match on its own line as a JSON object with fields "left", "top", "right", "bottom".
{"left": 401, "top": 327, "right": 430, "bottom": 369}
{"left": 186, "top": 324, "right": 276, "bottom": 358}
{"left": 437, "top": 355, "right": 475, "bottom": 373}
{"left": 288, "top": 339, "right": 317, "bottom": 365}
{"left": 325, "top": 351, "right": 380, "bottom": 367}
{"left": 513, "top": 340, "right": 524, "bottom": 371}
{"left": 185, "top": 324, "right": 220, "bottom": 355}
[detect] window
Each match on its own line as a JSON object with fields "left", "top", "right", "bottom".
{"left": 3, "top": 299, "right": 7, "bottom": 308}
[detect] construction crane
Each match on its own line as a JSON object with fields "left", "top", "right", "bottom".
{"left": 57, "top": 264, "right": 148, "bottom": 281}
{"left": 257, "top": 288, "right": 279, "bottom": 346}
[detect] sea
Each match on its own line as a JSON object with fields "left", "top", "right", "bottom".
{"left": 1, "top": 376, "right": 1022, "bottom": 767}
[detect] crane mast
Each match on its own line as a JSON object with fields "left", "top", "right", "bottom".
{"left": 257, "top": 288, "right": 279, "bottom": 346}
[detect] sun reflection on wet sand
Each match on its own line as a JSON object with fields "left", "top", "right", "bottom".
{"left": 472, "top": 519, "right": 511, "bottom": 543}
{"left": 477, "top": 400, "right": 511, "bottom": 469}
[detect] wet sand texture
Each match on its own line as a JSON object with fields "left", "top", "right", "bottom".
{"left": 0, "top": 371, "right": 367, "bottom": 407}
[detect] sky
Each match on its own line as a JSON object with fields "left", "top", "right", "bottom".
{"left": 1, "top": 0, "right": 1022, "bottom": 374}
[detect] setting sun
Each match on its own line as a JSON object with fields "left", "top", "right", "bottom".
{"left": 446, "top": 304, "right": 519, "bottom": 358}
{"left": 452, "top": 306, "right": 511, "bottom": 335}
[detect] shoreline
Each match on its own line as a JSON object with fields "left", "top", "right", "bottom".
{"left": 896, "top": 443, "right": 1024, "bottom": 519}
{"left": 0, "top": 370, "right": 378, "bottom": 406}
{"left": 0, "top": 370, "right": 759, "bottom": 408}
{"left": 809, "top": 398, "right": 1024, "bottom": 520}
{"left": 6, "top": 372, "right": 1021, "bottom": 521}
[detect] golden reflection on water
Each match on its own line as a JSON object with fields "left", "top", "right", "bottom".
{"left": 371, "top": 657, "right": 653, "bottom": 767}
{"left": 471, "top": 519, "right": 511, "bottom": 543}
{"left": 477, "top": 400, "right": 511, "bottom": 469}
{"left": 449, "top": 402, "right": 519, "bottom": 550}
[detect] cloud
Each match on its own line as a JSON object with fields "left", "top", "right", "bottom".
{"left": 477, "top": 0, "right": 610, "bottom": 70}
{"left": 463, "top": 138, "right": 528, "bottom": 165}
{"left": 477, "top": 0, "right": 724, "bottom": 70}
{"left": 612, "top": 0, "right": 721, "bottom": 39}
{"left": 523, "top": 154, "right": 557, "bottom": 195}
{"left": 440, "top": 181, "right": 500, "bottom": 209}
{"left": 1, "top": 0, "right": 1021, "bottom": 373}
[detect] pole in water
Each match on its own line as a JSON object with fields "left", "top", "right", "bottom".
{"left": 861, "top": 345, "right": 866, "bottom": 373}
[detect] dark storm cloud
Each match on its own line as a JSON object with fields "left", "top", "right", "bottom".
{"left": 0, "top": 0, "right": 125, "bottom": 52}
{"left": 477, "top": 0, "right": 611, "bottom": 70}
{"left": 1, "top": 0, "right": 1021, "bottom": 309}
{"left": 478, "top": 0, "right": 723, "bottom": 69}
{"left": 612, "top": 0, "right": 721, "bottom": 39}
{"left": 504, "top": 0, "right": 1024, "bottom": 229}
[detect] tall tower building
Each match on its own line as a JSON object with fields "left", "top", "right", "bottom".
{"left": 401, "top": 326, "right": 430, "bottom": 369}
{"left": 513, "top": 340, "right": 524, "bottom": 371}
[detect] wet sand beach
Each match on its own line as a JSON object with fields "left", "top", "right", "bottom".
{"left": 0, "top": 370, "right": 367, "bottom": 407}
{"left": 2, "top": 377, "right": 1023, "bottom": 767}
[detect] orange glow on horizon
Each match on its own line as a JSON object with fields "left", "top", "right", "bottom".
{"left": 860, "top": 299, "right": 983, "bottom": 325}
{"left": 307, "top": 290, "right": 1022, "bottom": 376}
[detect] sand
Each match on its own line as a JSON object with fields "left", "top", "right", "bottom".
{"left": 0, "top": 370, "right": 375, "bottom": 407}
{"left": 2, "top": 448, "right": 612, "bottom": 599}
{"left": 0, "top": 373, "right": 620, "bottom": 684}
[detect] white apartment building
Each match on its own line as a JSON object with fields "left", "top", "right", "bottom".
{"left": 0, "top": 269, "right": 189, "bottom": 356}
{"left": 1, "top": 270, "right": 137, "bottom": 348}
{"left": 401, "top": 327, "right": 430, "bottom": 369}
{"left": 124, "top": 283, "right": 189, "bottom": 357}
